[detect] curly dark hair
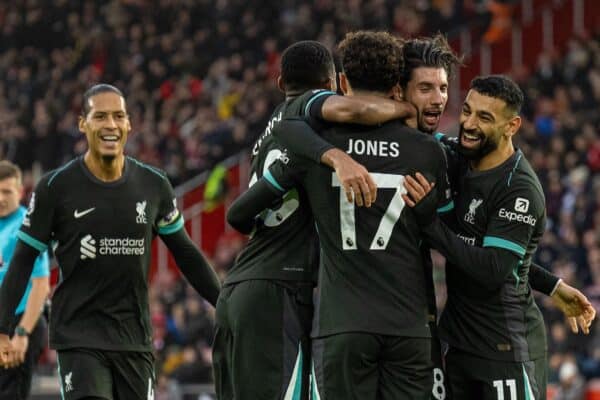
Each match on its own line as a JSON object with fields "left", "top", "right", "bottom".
{"left": 399, "top": 34, "right": 462, "bottom": 88}
{"left": 471, "top": 75, "right": 524, "bottom": 115}
{"left": 280, "top": 40, "right": 335, "bottom": 93}
{"left": 337, "top": 31, "right": 402, "bottom": 93}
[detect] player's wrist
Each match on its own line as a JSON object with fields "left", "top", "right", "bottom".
{"left": 14, "top": 326, "right": 30, "bottom": 337}
{"left": 321, "top": 148, "right": 346, "bottom": 169}
{"left": 550, "top": 279, "right": 564, "bottom": 297}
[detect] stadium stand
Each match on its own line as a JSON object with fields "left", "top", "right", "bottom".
{"left": 0, "top": 0, "right": 599, "bottom": 398}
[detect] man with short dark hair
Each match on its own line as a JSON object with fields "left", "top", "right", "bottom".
{"left": 0, "top": 160, "right": 50, "bottom": 400}
{"left": 227, "top": 31, "right": 452, "bottom": 400}
{"left": 213, "top": 39, "right": 417, "bottom": 400}
{"left": 0, "top": 84, "right": 221, "bottom": 400}
{"left": 405, "top": 75, "right": 596, "bottom": 399}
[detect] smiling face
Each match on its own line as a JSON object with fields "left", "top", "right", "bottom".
{"left": 458, "top": 89, "right": 520, "bottom": 160}
{"left": 403, "top": 67, "right": 448, "bottom": 134}
{"left": 78, "top": 92, "right": 131, "bottom": 163}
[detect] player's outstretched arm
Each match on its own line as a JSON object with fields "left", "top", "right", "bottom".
{"left": 227, "top": 179, "right": 284, "bottom": 234}
{"left": 550, "top": 280, "right": 596, "bottom": 334}
{"left": 273, "top": 118, "right": 377, "bottom": 207}
{"left": 321, "top": 95, "right": 416, "bottom": 125}
{"left": 160, "top": 229, "right": 221, "bottom": 307}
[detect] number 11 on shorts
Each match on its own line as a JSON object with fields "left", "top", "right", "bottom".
{"left": 493, "top": 379, "right": 516, "bottom": 400}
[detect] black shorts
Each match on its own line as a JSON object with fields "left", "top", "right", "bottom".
{"left": 429, "top": 320, "right": 447, "bottom": 400}
{"left": 445, "top": 347, "right": 547, "bottom": 400}
{"left": 212, "top": 280, "right": 313, "bottom": 400}
{"left": 56, "top": 348, "right": 155, "bottom": 400}
{"left": 311, "top": 333, "right": 433, "bottom": 400}
{"left": 0, "top": 315, "right": 46, "bottom": 400}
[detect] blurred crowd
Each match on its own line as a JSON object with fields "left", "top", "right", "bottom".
{"left": 0, "top": 0, "right": 504, "bottom": 190}
{"left": 0, "top": 0, "right": 598, "bottom": 398}
{"left": 521, "top": 35, "right": 600, "bottom": 394}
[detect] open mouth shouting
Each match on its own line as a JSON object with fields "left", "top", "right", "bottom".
{"left": 422, "top": 109, "right": 442, "bottom": 129}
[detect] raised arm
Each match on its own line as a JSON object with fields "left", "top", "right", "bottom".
{"left": 320, "top": 95, "right": 416, "bottom": 125}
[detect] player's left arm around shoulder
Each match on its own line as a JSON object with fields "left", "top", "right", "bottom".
{"left": 320, "top": 95, "right": 416, "bottom": 125}
{"left": 420, "top": 216, "right": 522, "bottom": 290}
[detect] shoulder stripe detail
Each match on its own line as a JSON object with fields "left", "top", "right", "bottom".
{"left": 507, "top": 152, "right": 523, "bottom": 187}
{"left": 304, "top": 91, "right": 336, "bottom": 116}
{"left": 264, "top": 170, "right": 285, "bottom": 192}
{"left": 434, "top": 132, "right": 445, "bottom": 142}
{"left": 127, "top": 157, "right": 168, "bottom": 180}
{"left": 17, "top": 231, "right": 48, "bottom": 252}
{"left": 158, "top": 215, "right": 185, "bottom": 235}
{"left": 437, "top": 200, "right": 454, "bottom": 213}
{"left": 48, "top": 159, "right": 78, "bottom": 187}
{"left": 483, "top": 236, "right": 526, "bottom": 257}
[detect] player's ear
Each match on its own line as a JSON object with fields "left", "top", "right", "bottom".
{"left": 390, "top": 84, "right": 402, "bottom": 101}
{"left": 78, "top": 115, "right": 86, "bottom": 134}
{"left": 277, "top": 76, "right": 285, "bottom": 94}
{"left": 339, "top": 73, "right": 350, "bottom": 95}
{"left": 505, "top": 115, "right": 521, "bottom": 138}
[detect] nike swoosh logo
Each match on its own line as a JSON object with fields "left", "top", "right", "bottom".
{"left": 74, "top": 208, "right": 95, "bottom": 219}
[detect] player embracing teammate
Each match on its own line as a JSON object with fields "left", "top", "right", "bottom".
{"left": 223, "top": 31, "right": 596, "bottom": 400}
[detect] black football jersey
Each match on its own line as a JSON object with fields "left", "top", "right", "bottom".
{"left": 19, "top": 156, "right": 183, "bottom": 351}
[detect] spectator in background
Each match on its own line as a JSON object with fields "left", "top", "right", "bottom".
{"left": 554, "top": 359, "right": 586, "bottom": 400}
{"left": 0, "top": 161, "right": 50, "bottom": 400}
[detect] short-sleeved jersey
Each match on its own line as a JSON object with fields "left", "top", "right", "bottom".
{"left": 436, "top": 136, "right": 547, "bottom": 362}
{"left": 268, "top": 120, "right": 451, "bottom": 338}
{"left": 0, "top": 206, "right": 50, "bottom": 315}
{"left": 18, "top": 156, "right": 183, "bottom": 351}
{"left": 225, "top": 89, "right": 335, "bottom": 286}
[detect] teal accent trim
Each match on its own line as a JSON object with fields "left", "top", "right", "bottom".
{"left": 48, "top": 159, "right": 77, "bottom": 186}
{"left": 292, "top": 346, "right": 303, "bottom": 400}
{"left": 512, "top": 260, "right": 522, "bottom": 288}
{"left": 507, "top": 152, "right": 523, "bottom": 187}
{"left": 264, "top": 170, "right": 285, "bottom": 192}
{"left": 522, "top": 364, "right": 533, "bottom": 400}
{"left": 437, "top": 200, "right": 454, "bottom": 213}
{"left": 158, "top": 216, "right": 184, "bottom": 235}
{"left": 17, "top": 231, "right": 47, "bottom": 252}
{"left": 127, "top": 157, "right": 168, "bottom": 180}
{"left": 483, "top": 236, "right": 526, "bottom": 256}
{"left": 434, "top": 132, "right": 445, "bottom": 141}
{"left": 304, "top": 91, "right": 336, "bottom": 116}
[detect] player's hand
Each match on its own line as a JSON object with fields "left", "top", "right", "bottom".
{"left": 402, "top": 172, "right": 434, "bottom": 207}
{"left": 551, "top": 281, "right": 596, "bottom": 334}
{"left": 323, "top": 148, "right": 377, "bottom": 207}
{"left": 0, "top": 334, "right": 16, "bottom": 368}
{"left": 9, "top": 335, "right": 28, "bottom": 366}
